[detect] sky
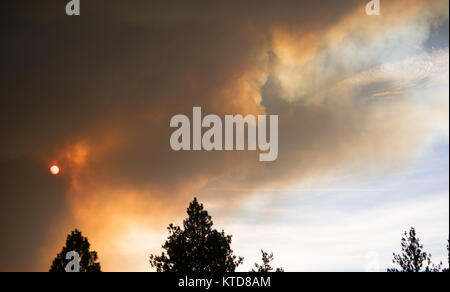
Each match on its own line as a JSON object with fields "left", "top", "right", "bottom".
{"left": 0, "top": 0, "right": 448, "bottom": 272}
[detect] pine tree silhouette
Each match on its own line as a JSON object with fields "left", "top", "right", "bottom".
{"left": 49, "top": 229, "right": 101, "bottom": 272}
{"left": 150, "top": 197, "right": 243, "bottom": 272}
{"left": 251, "top": 250, "right": 284, "bottom": 272}
{"left": 388, "top": 227, "right": 441, "bottom": 272}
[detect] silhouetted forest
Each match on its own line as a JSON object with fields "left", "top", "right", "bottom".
{"left": 49, "top": 198, "right": 449, "bottom": 272}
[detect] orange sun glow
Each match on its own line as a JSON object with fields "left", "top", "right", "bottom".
{"left": 50, "top": 165, "right": 60, "bottom": 175}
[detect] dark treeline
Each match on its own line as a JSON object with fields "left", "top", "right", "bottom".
{"left": 49, "top": 198, "right": 449, "bottom": 272}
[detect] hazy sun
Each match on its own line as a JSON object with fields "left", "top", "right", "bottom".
{"left": 50, "top": 165, "right": 60, "bottom": 175}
